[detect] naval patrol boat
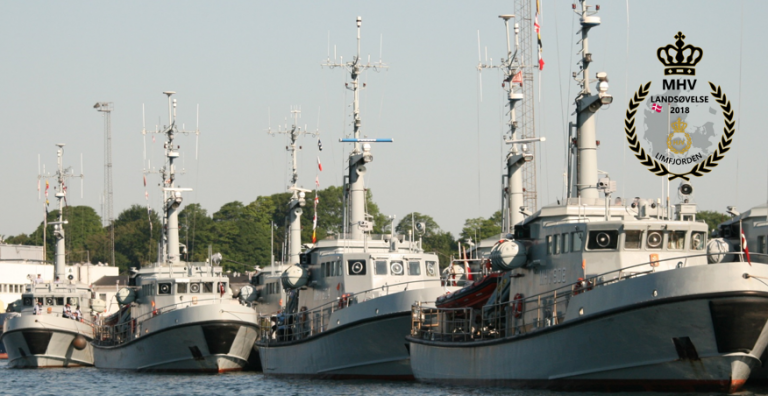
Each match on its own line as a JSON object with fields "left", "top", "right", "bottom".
{"left": 407, "top": 3, "right": 768, "bottom": 393}
{"left": 91, "top": 92, "right": 260, "bottom": 372}
{"left": 1, "top": 144, "right": 95, "bottom": 368}
{"left": 255, "top": 17, "right": 457, "bottom": 379}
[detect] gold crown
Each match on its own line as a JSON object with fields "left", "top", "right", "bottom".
{"left": 657, "top": 32, "right": 703, "bottom": 76}
{"left": 671, "top": 117, "right": 687, "bottom": 132}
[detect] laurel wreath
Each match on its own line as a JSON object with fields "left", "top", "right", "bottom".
{"left": 624, "top": 81, "right": 735, "bottom": 181}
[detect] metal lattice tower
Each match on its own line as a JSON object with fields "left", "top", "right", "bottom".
{"left": 515, "top": 0, "right": 538, "bottom": 212}
{"left": 94, "top": 102, "right": 115, "bottom": 267}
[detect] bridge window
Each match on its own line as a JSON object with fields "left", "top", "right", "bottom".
{"left": 177, "top": 283, "right": 188, "bottom": 293}
{"left": 546, "top": 236, "right": 553, "bottom": 255}
{"left": 691, "top": 232, "right": 706, "bottom": 251}
{"left": 190, "top": 283, "right": 201, "bottom": 293}
{"left": 347, "top": 260, "right": 366, "bottom": 276}
{"left": 667, "top": 231, "right": 686, "bottom": 250}
{"left": 587, "top": 230, "right": 619, "bottom": 250}
{"left": 158, "top": 283, "right": 172, "bottom": 295}
{"left": 426, "top": 261, "right": 437, "bottom": 277}
{"left": 760, "top": 236, "right": 768, "bottom": 254}
{"left": 647, "top": 231, "right": 663, "bottom": 249}
{"left": 553, "top": 234, "right": 561, "bottom": 255}
{"left": 572, "top": 232, "right": 584, "bottom": 252}
{"left": 203, "top": 282, "right": 214, "bottom": 293}
{"left": 390, "top": 261, "right": 405, "bottom": 276}
{"left": 408, "top": 261, "right": 421, "bottom": 276}
{"left": 624, "top": 230, "right": 642, "bottom": 249}
{"left": 375, "top": 260, "right": 387, "bottom": 275}
{"left": 563, "top": 233, "right": 571, "bottom": 254}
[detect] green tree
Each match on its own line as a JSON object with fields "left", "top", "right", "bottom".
{"left": 460, "top": 212, "right": 502, "bottom": 244}
{"left": 697, "top": 210, "right": 730, "bottom": 233}
{"left": 110, "top": 205, "right": 162, "bottom": 271}
{"left": 396, "top": 212, "right": 457, "bottom": 268}
{"left": 179, "top": 203, "right": 214, "bottom": 262}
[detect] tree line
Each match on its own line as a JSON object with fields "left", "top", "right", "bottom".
{"left": 4, "top": 187, "right": 510, "bottom": 273}
{"left": 6, "top": 191, "right": 729, "bottom": 274}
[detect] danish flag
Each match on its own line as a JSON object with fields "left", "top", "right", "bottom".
{"left": 742, "top": 228, "right": 752, "bottom": 266}
{"left": 652, "top": 103, "right": 663, "bottom": 113}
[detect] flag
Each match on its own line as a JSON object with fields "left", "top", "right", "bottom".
{"left": 463, "top": 246, "right": 473, "bottom": 281}
{"left": 312, "top": 192, "right": 319, "bottom": 243}
{"left": 742, "top": 227, "right": 752, "bottom": 266}
{"left": 143, "top": 175, "right": 147, "bottom": 187}
{"left": 511, "top": 70, "right": 523, "bottom": 86}
{"left": 45, "top": 180, "right": 49, "bottom": 197}
{"left": 318, "top": 138, "right": 323, "bottom": 151}
{"left": 315, "top": 175, "right": 319, "bottom": 188}
{"left": 317, "top": 156, "right": 323, "bottom": 171}
{"left": 535, "top": 0, "right": 544, "bottom": 70}
{"left": 652, "top": 103, "right": 662, "bottom": 113}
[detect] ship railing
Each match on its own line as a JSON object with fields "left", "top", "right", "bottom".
{"left": 412, "top": 251, "right": 758, "bottom": 342}
{"left": 256, "top": 277, "right": 445, "bottom": 344}
{"left": 91, "top": 296, "right": 230, "bottom": 347}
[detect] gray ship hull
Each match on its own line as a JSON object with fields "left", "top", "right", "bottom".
{"left": 1, "top": 314, "right": 93, "bottom": 368}
{"left": 258, "top": 286, "right": 449, "bottom": 379}
{"left": 409, "top": 263, "right": 768, "bottom": 393}
{"left": 94, "top": 304, "right": 259, "bottom": 372}
{"left": 260, "top": 312, "right": 412, "bottom": 379}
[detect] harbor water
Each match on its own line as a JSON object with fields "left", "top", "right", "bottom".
{"left": 3, "top": 360, "right": 768, "bottom": 396}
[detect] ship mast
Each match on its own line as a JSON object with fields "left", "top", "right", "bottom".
{"left": 145, "top": 91, "right": 194, "bottom": 266}
{"left": 42, "top": 144, "right": 83, "bottom": 280}
{"left": 323, "top": 16, "right": 390, "bottom": 240}
{"left": 480, "top": 15, "right": 545, "bottom": 233}
{"left": 268, "top": 107, "right": 317, "bottom": 265}
{"left": 571, "top": 0, "right": 612, "bottom": 199}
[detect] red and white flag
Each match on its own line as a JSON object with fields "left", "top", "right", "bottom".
{"left": 317, "top": 156, "right": 323, "bottom": 172}
{"left": 652, "top": 103, "right": 662, "bottom": 113}
{"left": 535, "top": 0, "right": 544, "bottom": 70}
{"left": 143, "top": 175, "right": 147, "bottom": 187}
{"left": 741, "top": 228, "right": 752, "bottom": 266}
{"left": 511, "top": 70, "right": 523, "bottom": 86}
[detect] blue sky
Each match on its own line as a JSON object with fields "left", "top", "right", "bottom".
{"left": 1, "top": 0, "right": 764, "bottom": 238}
